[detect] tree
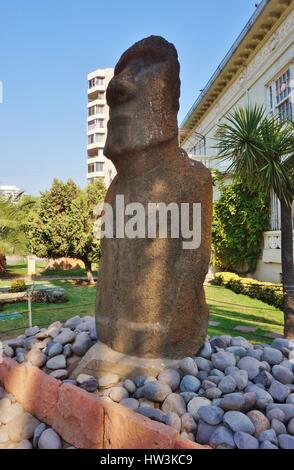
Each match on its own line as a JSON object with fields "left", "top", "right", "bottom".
{"left": 0, "top": 196, "right": 36, "bottom": 272}
{"left": 29, "top": 178, "right": 107, "bottom": 284}
{"left": 216, "top": 105, "right": 294, "bottom": 338}
{"left": 68, "top": 178, "right": 107, "bottom": 283}
{"left": 212, "top": 180, "right": 269, "bottom": 273}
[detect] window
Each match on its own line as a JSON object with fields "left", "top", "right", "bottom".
{"left": 88, "top": 133, "right": 104, "bottom": 144}
{"left": 268, "top": 67, "right": 293, "bottom": 122}
{"left": 276, "top": 69, "right": 291, "bottom": 104}
{"left": 88, "top": 163, "right": 95, "bottom": 173}
{"left": 97, "top": 91, "right": 105, "bottom": 99}
{"left": 189, "top": 132, "right": 206, "bottom": 156}
{"left": 96, "top": 162, "right": 104, "bottom": 172}
{"left": 278, "top": 99, "right": 293, "bottom": 122}
{"left": 88, "top": 106, "right": 96, "bottom": 117}
{"left": 88, "top": 119, "right": 104, "bottom": 130}
{"left": 88, "top": 105, "right": 104, "bottom": 117}
{"left": 98, "top": 148, "right": 104, "bottom": 157}
{"left": 95, "top": 133, "right": 104, "bottom": 142}
{"left": 87, "top": 162, "right": 104, "bottom": 173}
{"left": 88, "top": 76, "right": 105, "bottom": 88}
{"left": 270, "top": 191, "right": 294, "bottom": 231}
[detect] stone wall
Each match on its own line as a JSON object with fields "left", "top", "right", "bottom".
{"left": 0, "top": 357, "right": 210, "bottom": 450}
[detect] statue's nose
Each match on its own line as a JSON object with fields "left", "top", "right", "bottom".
{"left": 106, "top": 76, "right": 137, "bottom": 107}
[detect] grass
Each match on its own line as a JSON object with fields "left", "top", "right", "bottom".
{"left": 0, "top": 280, "right": 96, "bottom": 337}
{"left": 4, "top": 261, "right": 47, "bottom": 277}
{"left": 0, "top": 281, "right": 284, "bottom": 343}
{"left": 0, "top": 261, "right": 99, "bottom": 288}
{"left": 206, "top": 285, "right": 283, "bottom": 344}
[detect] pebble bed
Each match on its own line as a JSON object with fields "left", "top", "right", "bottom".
{"left": 2, "top": 316, "right": 294, "bottom": 449}
{"left": 0, "top": 386, "right": 75, "bottom": 449}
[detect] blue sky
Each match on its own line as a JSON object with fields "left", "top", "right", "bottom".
{"left": 0, "top": 0, "right": 259, "bottom": 195}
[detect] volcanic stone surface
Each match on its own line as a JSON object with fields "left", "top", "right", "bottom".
{"left": 95, "top": 35, "right": 212, "bottom": 359}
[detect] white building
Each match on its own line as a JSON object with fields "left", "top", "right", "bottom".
{"left": 0, "top": 185, "right": 24, "bottom": 202}
{"left": 87, "top": 68, "right": 116, "bottom": 188}
{"left": 180, "top": 0, "right": 294, "bottom": 283}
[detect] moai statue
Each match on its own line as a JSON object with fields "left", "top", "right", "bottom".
{"left": 75, "top": 36, "right": 212, "bottom": 377}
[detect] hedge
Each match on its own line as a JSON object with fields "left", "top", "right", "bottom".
{"left": 214, "top": 272, "right": 283, "bottom": 310}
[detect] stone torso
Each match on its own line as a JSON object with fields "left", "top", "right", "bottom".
{"left": 96, "top": 150, "right": 212, "bottom": 358}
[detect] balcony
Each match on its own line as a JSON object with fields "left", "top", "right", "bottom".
{"left": 87, "top": 170, "right": 105, "bottom": 181}
{"left": 87, "top": 155, "right": 105, "bottom": 163}
{"left": 87, "top": 126, "right": 105, "bottom": 135}
{"left": 87, "top": 115, "right": 105, "bottom": 133}
{"left": 88, "top": 123, "right": 97, "bottom": 131}
{"left": 88, "top": 87, "right": 106, "bottom": 101}
{"left": 87, "top": 88, "right": 106, "bottom": 105}
{"left": 87, "top": 137, "right": 106, "bottom": 155}
{"left": 262, "top": 230, "right": 294, "bottom": 264}
{"left": 87, "top": 143, "right": 105, "bottom": 157}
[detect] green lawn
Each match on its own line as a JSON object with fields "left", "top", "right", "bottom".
{"left": 0, "top": 262, "right": 99, "bottom": 287}
{"left": 0, "top": 280, "right": 96, "bottom": 337}
{"left": 0, "top": 282, "right": 284, "bottom": 344}
{"left": 4, "top": 261, "right": 47, "bottom": 277}
{"left": 206, "top": 284, "right": 283, "bottom": 344}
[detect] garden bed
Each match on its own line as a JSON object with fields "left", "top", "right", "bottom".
{"left": 1, "top": 315, "right": 294, "bottom": 449}
{"left": 0, "top": 285, "right": 67, "bottom": 305}
{"left": 0, "top": 358, "right": 205, "bottom": 449}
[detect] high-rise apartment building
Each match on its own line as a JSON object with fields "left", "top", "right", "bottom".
{"left": 87, "top": 68, "right": 116, "bottom": 188}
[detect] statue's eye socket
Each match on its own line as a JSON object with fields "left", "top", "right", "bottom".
{"left": 115, "top": 55, "right": 164, "bottom": 77}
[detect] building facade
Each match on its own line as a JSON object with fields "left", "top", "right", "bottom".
{"left": 180, "top": 0, "right": 294, "bottom": 283}
{"left": 0, "top": 185, "right": 24, "bottom": 202}
{"left": 87, "top": 68, "right": 116, "bottom": 188}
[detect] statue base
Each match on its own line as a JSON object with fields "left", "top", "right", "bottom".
{"left": 71, "top": 341, "right": 180, "bottom": 380}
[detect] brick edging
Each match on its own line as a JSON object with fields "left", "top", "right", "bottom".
{"left": 0, "top": 358, "right": 210, "bottom": 449}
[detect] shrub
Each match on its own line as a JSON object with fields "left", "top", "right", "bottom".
{"left": 214, "top": 272, "right": 283, "bottom": 309}
{"left": 10, "top": 279, "right": 27, "bottom": 293}
{"left": 212, "top": 180, "right": 270, "bottom": 273}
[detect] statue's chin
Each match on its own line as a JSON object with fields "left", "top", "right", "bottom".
{"left": 103, "top": 141, "right": 131, "bottom": 160}
{"left": 104, "top": 139, "right": 149, "bottom": 161}
{"left": 104, "top": 133, "right": 178, "bottom": 161}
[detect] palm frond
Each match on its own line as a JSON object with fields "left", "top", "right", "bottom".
{"left": 215, "top": 105, "right": 294, "bottom": 206}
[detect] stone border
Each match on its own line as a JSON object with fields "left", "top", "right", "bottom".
{"left": 0, "top": 358, "right": 210, "bottom": 450}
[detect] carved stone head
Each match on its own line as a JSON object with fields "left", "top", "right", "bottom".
{"left": 104, "top": 36, "right": 180, "bottom": 160}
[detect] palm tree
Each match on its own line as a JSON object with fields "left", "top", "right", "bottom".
{"left": 0, "top": 196, "right": 36, "bottom": 273}
{"left": 216, "top": 105, "right": 294, "bottom": 338}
